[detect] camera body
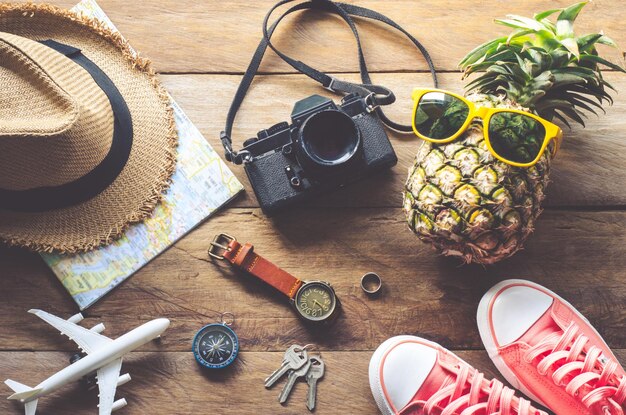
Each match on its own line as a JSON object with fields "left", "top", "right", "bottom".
{"left": 242, "top": 94, "right": 397, "bottom": 214}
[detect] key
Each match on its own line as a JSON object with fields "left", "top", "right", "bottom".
{"left": 306, "top": 356, "right": 325, "bottom": 411}
{"left": 278, "top": 359, "right": 311, "bottom": 404}
{"left": 265, "top": 345, "right": 309, "bottom": 388}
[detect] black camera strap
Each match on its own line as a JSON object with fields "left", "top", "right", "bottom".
{"left": 221, "top": 0, "right": 438, "bottom": 164}
{"left": 262, "top": 0, "right": 439, "bottom": 131}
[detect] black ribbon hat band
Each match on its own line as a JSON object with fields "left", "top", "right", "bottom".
{"left": 0, "top": 40, "right": 133, "bottom": 213}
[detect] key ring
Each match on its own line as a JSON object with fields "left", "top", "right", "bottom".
{"left": 295, "top": 343, "right": 315, "bottom": 352}
{"left": 294, "top": 343, "right": 317, "bottom": 356}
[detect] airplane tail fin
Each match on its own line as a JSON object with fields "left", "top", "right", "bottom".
{"left": 24, "top": 399, "right": 38, "bottom": 415}
{"left": 5, "top": 379, "right": 41, "bottom": 402}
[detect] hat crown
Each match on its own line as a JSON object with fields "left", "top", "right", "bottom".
{"left": 0, "top": 32, "right": 114, "bottom": 191}
{"left": 0, "top": 32, "right": 79, "bottom": 138}
{"left": 0, "top": 4, "right": 177, "bottom": 253}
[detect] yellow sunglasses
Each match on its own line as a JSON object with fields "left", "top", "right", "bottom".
{"left": 411, "top": 88, "right": 563, "bottom": 168}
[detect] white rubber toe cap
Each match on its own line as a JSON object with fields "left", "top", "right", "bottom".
{"left": 369, "top": 336, "right": 438, "bottom": 414}
{"left": 489, "top": 282, "right": 554, "bottom": 346}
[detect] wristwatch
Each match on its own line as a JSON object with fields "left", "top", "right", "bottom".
{"left": 209, "top": 234, "right": 340, "bottom": 324}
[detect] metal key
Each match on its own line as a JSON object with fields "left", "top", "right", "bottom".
{"left": 278, "top": 359, "right": 311, "bottom": 404}
{"left": 306, "top": 356, "right": 325, "bottom": 411}
{"left": 265, "top": 345, "right": 308, "bottom": 388}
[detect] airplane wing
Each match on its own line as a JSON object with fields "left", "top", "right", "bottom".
{"left": 97, "top": 358, "right": 123, "bottom": 415}
{"left": 29, "top": 309, "right": 111, "bottom": 354}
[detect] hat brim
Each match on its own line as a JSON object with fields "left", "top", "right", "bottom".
{"left": 0, "top": 4, "right": 178, "bottom": 253}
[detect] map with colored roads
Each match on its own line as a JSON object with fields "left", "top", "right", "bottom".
{"left": 40, "top": 0, "right": 243, "bottom": 310}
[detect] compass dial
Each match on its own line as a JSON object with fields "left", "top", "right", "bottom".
{"left": 192, "top": 324, "right": 239, "bottom": 369}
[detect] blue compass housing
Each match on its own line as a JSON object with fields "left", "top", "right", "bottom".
{"left": 192, "top": 323, "right": 239, "bottom": 369}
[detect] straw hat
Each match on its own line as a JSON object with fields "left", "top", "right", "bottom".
{"left": 0, "top": 4, "right": 178, "bottom": 253}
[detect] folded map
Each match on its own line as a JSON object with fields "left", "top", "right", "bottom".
{"left": 40, "top": 0, "right": 244, "bottom": 310}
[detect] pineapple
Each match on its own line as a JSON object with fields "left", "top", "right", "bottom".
{"left": 403, "top": 2, "right": 625, "bottom": 264}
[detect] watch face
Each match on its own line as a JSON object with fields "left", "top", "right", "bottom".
{"left": 192, "top": 324, "right": 239, "bottom": 369}
{"left": 294, "top": 281, "right": 337, "bottom": 322}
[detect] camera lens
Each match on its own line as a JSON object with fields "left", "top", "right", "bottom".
{"left": 300, "top": 110, "right": 361, "bottom": 166}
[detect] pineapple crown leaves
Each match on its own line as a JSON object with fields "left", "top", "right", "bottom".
{"left": 459, "top": 2, "right": 626, "bottom": 128}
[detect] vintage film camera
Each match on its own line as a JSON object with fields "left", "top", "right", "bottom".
{"left": 241, "top": 94, "right": 397, "bottom": 214}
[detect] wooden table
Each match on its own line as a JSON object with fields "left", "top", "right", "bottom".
{"left": 1, "top": 1, "right": 625, "bottom": 414}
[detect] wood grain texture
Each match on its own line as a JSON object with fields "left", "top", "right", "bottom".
{"left": 26, "top": 0, "right": 626, "bottom": 73}
{"left": 12, "top": 349, "right": 624, "bottom": 415}
{"left": 2, "top": 209, "right": 625, "bottom": 353}
{"left": 0, "top": 350, "right": 624, "bottom": 414}
{"left": 1, "top": 1, "right": 626, "bottom": 415}
{"left": 161, "top": 72, "right": 626, "bottom": 207}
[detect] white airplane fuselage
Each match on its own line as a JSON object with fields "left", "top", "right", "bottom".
{"left": 22, "top": 318, "right": 169, "bottom": 402}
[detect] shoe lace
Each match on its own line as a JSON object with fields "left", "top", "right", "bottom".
{"left": 399, "top": 364, "right": 546, "bottom": 415}
{"left": 524, "top": 322, "right": 626, "bottom": 415}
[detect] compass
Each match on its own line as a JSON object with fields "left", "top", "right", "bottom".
{"left": 192, "top": 313, "right": 239, "bottom": 369}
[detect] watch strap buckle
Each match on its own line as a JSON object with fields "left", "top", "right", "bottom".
{"left": 208, "top": 233, "right": 236, "bottom": 260}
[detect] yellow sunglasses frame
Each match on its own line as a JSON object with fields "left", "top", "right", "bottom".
{"left": 411, "top": 88, "right": 563, "bottom": 168}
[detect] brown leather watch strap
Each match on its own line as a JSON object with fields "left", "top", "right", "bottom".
{"left": 223, "top": 240, "right": 303, "bottom": 299}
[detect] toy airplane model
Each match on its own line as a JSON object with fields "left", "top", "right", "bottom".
{"left": 4, "top": 309, "right": 170, "bottom": 415}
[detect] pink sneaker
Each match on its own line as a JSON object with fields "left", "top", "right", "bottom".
{"left": 369, "top": 335, "right": 548, "bottom": 415}
{"left": 478, "top": 279, "right": 626, "bottom": 415}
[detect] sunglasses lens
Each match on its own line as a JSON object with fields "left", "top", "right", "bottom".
{"left": 488, "top": 112, "right": 547, "bottom": 164}
{"left": 414, "top": 92, "right": 469, "bottom": 141}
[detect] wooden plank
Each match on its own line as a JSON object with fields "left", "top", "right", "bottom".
{"left": 2, "top": 3, "right": 624, "bottom": 415}
{"left": 36, "top": 0, "right": 626, "bottom": 73}
{"left": 1, "top": 350, "right": 624, "bottom": 414}
{"left": 161, "top": 72, "right": 626, "bottom": 207}
{"left": 2, "top": 209, "right": 625, "bottom": 352}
